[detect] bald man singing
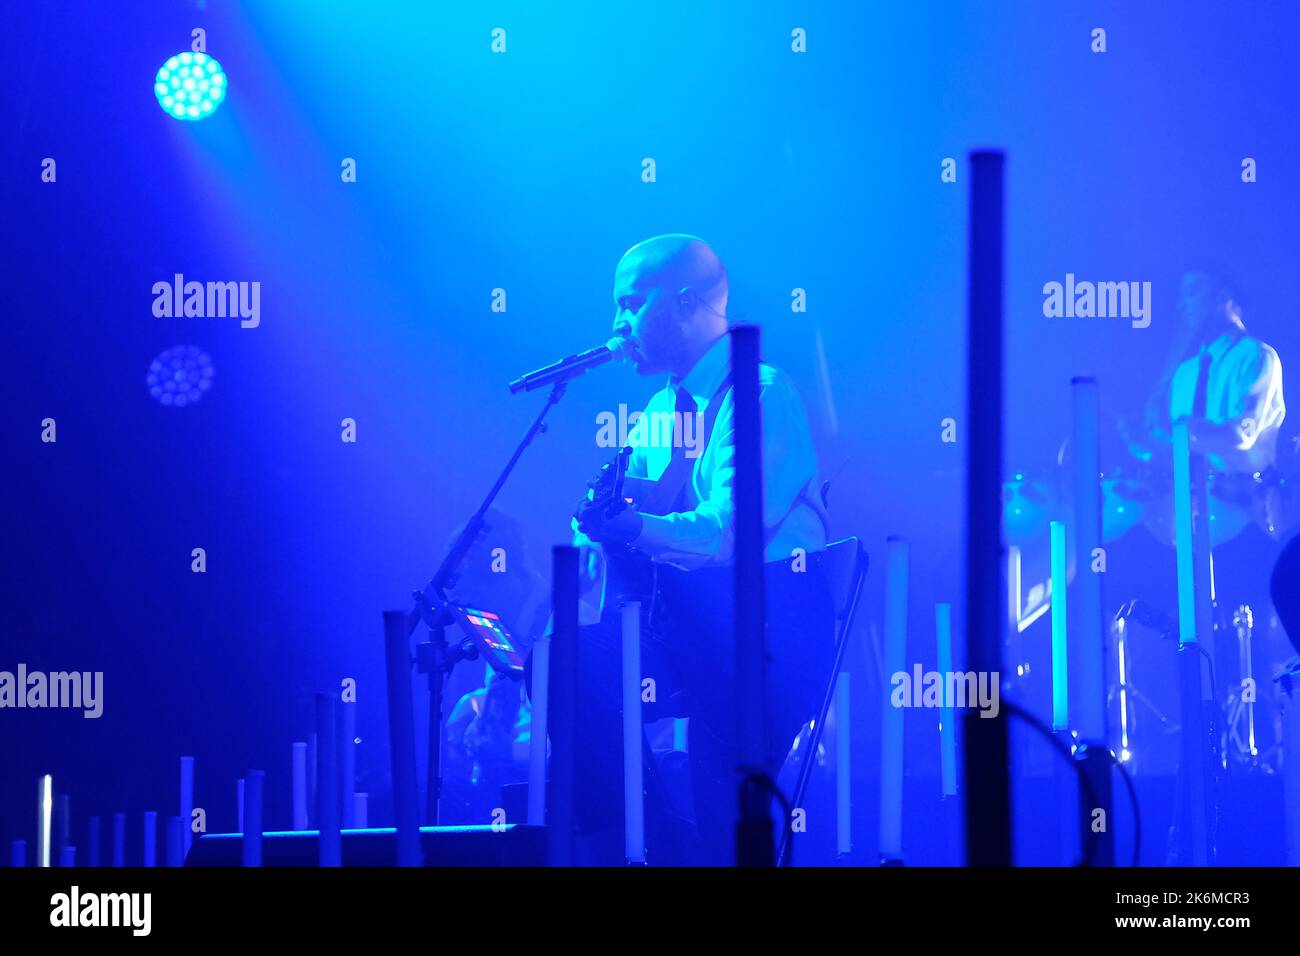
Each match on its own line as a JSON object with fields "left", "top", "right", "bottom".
{"left": 576, "top": 234, "right": 828, "bottom": 563}
{"left": 568, "top": 234, "right": 833, "bottom": 865}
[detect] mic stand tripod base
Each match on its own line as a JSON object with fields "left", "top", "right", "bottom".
{"left": 412, "top": 594, "right": 478, "bottom": 827}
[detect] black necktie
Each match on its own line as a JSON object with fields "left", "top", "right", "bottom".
{"left": 644, "top": 387, "right": 699, "bottom": 515}
{"left": 669, "top": 387, "right": 700, "bottom": 511}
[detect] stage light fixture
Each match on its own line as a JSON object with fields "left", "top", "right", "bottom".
{"left": 154, "top": 52, "right": 227, "bottom": 121}
{"left": 147, "top": 345, "right": 215, "bottom": 406}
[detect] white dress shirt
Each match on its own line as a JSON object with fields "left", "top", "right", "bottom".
{"left": 1169, "top": 332, "right": 1285, "bottom": 473}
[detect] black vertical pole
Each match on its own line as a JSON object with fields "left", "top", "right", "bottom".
{"left": 112, "top": 811, "right": 125, "bottom": 867}
{"left": 55, "top": 794, "right": 69, "bottom": 866}
{"left": 731, "top": 324, "right": 773, "bottom": 867}
{"left": 964, "top": 149, "right": 1013, "bottom": 866}
{"left": 316, "top": 693, "right": 343, "bottom": 867}
{"left": 424, "top": 631, "right": 448, "bottom": 825}
{"left": 548, "top": 545, "right": 580, "bottom": 867}
{"left": 382, "top": 610, "right": 424, "bottom": 866}
{"left": 1070, "top": 376, "right": 1114, "bottom": 866}
{"left": 87, "top": 815, "right": 100, "bottom": 867}
{"left": 1189, "top": 450, "right": 1216, "bottom": 865}
{"left": 143, "top": 811, "right": 157, "bottom": 868}
{"left": 166, "top": 817, "right": 182, "bottom": 868}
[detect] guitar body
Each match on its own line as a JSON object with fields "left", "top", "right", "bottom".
{"left": 585, "top": 447, "right": 682, "bottom": 613}
{"left": 583, "top": 447, "right": 836, "bottom": 652}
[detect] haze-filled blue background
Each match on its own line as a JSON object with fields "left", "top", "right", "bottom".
{"left": 3, "top": 0, "right": 1297, "bottom": 864}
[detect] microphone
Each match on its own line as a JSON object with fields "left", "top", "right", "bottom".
{"left": 508, "top": 337, "right": 628, "bottom": 394}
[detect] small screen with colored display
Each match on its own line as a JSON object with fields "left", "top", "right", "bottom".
{"left": 452, "top": 605, "right": 526, "bottom": 677}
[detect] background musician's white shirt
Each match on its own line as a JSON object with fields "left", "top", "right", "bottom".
{"left": 1169, "top": 332, "right": 1285, "bottom": 473}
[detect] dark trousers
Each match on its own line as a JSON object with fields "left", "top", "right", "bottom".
{"left": 560, "top": 560, "right": 836, "bottom": 865}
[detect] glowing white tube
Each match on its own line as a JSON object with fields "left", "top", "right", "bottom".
{"left": 879, "top": 536, "right": 908, "bottom": 861}
{"left": 353, "top": 792, "right": 368, "bottom": 829}
{"left": 1050, "top": 521, "right": 1069, "bottom": 732}
{"left": 1070, "top": 377, "right": 1107, "bottom": 742}
{"left": 37, "top": 775, "right": 52, "bottom": 868}
{"left": 1172, "top": 422, "right": 1198, "bottom": 646}
{"left": 1007, "top": 545, "right": 1022, "bottom": 628}
{"left": 835, "top": 673, "right": 852, "bottom": 855}
{"left": 292, "top": 742, "right": 308, "bottom": 830}
{"left": 621, "top": 601, "right": 645, "bottom": 864}
{"left": 343, "top": 702, "right": 357, "bottom": 828}
{"left": 936, "top": 604, "right": 957, "bottom": 797}
{"left": 179, "top": 756, "right": 195, "bottom": 858}
{"left": 527, "top": 636, "right": 550, "bottom": 826}
{"left": 1116, "top": 618, "right": 1131, "bottom": 757}
{"left": 307, "top": 734, "right": 317, "bottom": 825}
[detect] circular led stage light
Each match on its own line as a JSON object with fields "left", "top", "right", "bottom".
{"left": 154, "top": 52, "right": 227, "bottom": 121}
{"left": 147, "top": 345, "right": 214, "bottom": 407}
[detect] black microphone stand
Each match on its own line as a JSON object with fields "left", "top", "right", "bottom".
{"left": 403, "top": 380, "right": 571, "bottom": 824}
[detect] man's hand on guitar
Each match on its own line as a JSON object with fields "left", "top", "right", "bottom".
{"left": 574, "top": 495, "right": 643, "bottom": 545}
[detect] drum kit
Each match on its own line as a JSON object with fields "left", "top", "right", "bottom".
{"left": 1004, "top": 426, "right": 1300, "bottom": 779}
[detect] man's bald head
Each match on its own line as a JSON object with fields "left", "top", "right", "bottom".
{"left": 616, "top": 234, "right": 729, "bottom": 313}
{"left": 611, "top": 234, "right": 730, "bottom": 378}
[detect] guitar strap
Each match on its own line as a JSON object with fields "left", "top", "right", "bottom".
{"left": 640, "top": 373, "right": 733, "bottom": 517}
